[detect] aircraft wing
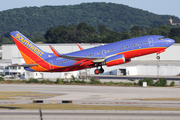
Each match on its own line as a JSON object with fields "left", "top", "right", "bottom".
{"left": 49, "top": 45, "right": 105, "bottom": 62}
{"left": 60, "top": 54, "right": 105, "bottom": 62}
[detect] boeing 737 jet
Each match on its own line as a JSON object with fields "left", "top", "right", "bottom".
{"left": 10, "top": 31, "right": 175, "bottom": 74}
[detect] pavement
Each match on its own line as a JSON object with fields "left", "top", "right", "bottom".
{"left": 0, "top": 84, "right": 180, "bottom": 107}
{"left": 1, "top": 110, "right": 180, "bottom": 120}
{"left": 1, "top": 84, "right": 180, "bottom": 120}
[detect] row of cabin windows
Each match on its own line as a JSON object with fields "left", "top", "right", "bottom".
{"left": 85, "top": 41, "right": 148, "bottom": 57}
{"left": 119, "top": 41, "right": 148, "bottom": 50}
{"left": 85, "top": 48, "right": 117, "bottom": 57}
{"left": 57, "top": 59, "right": 71, "bottom": 64}
{"left": 57, "top": 41, "right": 148, "bottom": 64}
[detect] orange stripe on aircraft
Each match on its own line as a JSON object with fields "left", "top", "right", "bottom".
{"left": 19, "top": 50, "right": 48, "bottom": 71}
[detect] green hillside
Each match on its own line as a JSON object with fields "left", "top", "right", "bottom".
{"left": 0, "top": 2, "right": 180, "bottom": 38}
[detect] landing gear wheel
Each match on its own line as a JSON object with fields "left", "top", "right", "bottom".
{"left": 156, "top": 56, "right": 160, "bottom": 60}
{"left": 94, "top": 69, "right": 100, "bottom": 75}
{"left": 99, "top": 68, "right": 104, "bottom": 74}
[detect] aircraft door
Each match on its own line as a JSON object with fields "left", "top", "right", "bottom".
{"left": 148, "top": 37, "right": 154, "bottom": 47}
{"left": 49, "top": 61, "right": 54, "bottom": 70}
{"left": 102, "top": 50, "right": 106, "bottom": 56}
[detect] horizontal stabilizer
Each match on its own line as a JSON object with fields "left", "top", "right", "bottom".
{"left": 7, "top": 64, "right": 38, "bottom": 67}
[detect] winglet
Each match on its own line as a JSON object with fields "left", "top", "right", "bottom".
{"left": 49, "top": 45, "right": 61, "bottom": 57}
{"left": 77, "top": 44, "right": 84, "bottom": 50}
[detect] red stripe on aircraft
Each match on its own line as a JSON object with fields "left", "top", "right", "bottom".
{"left": 118, "top": 47, "right": 166, "bottom": 59}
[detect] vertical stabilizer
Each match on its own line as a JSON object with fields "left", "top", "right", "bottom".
{"left": 10, "top": 31, "right": 48, "bottom": 64}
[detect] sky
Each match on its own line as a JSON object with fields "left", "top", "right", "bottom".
{"left": 0, "top": 0, "right": 179, "bottom": 18}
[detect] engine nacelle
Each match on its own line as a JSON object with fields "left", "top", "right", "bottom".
{"left": 105, "top": 54, "right": 130, "bottom": 67}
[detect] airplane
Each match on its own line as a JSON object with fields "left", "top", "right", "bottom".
{"left": 10, "top": 31, "right": 175, "bottom": 74}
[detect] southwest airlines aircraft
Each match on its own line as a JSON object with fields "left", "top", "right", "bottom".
{"left": 10, "top": 31, "right": 175, "bottom": 74}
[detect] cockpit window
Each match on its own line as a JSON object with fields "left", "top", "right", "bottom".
{"left": 158, "top": 37, "right": 165, "bottom": 40}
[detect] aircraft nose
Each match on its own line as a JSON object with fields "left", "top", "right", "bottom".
{"left": 166, "top": 38, "right": 175, "bottom": 45}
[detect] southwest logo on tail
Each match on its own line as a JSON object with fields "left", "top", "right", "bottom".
{"left": 10, "top": 31, "right": 175, "bottom": 74}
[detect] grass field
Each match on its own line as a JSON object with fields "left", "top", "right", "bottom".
{"left": 0, "top": 104, "right": 180, "bottom": 111}
{"left": 0, "top": 91, "right": 61, "bottom": 100}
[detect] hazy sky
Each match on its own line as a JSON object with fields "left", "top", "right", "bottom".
{"left": 0, "top": 0, "right": 179, "bottom": 18}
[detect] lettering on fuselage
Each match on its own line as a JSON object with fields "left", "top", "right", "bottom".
{"left": 15, "top": 33, "right": 44, "bottom": 56}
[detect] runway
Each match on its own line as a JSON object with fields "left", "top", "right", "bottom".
{"left": 0, "top": 84, "right": 180, "bottom": 119}
{"left": 91, "top": 75, "right": 180, "bottom": 81}
{"left": 1, "top": 84, "right": 180, "bottom": 101}
{"left": 1, "top": 110, "right": 180, "bottom": 120}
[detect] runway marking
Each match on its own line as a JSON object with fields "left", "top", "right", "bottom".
{"left": 81, "top": 102, "right": 180, "bottom": 104}
{"left": 0, "top": 102, "right": 15, "bottom": 104}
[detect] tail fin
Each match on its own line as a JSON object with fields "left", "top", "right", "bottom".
{"left": 10, "top": 31, "right": 49, "bottom": 64}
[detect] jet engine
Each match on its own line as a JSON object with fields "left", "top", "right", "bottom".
{"left": 105, "top": 54, "right": 130, "bottom": 67}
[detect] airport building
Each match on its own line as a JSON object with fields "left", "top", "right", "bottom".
{"left": 0, "top": 43, "right": 180, "bottom": 79}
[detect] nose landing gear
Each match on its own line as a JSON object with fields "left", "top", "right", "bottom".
{"left": 156, "top": 56, "right": 160, "bottom": 60}
{"left": 94, "top": 66, "right": 104, "bottom": 75}
{"left": 156, "top": 55, "right": 160, "bottom": 60}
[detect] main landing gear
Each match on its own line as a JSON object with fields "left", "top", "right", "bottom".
{"left": 94, "top": 66, "right": 104, "bottom": 75}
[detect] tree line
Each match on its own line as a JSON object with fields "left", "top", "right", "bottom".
{"left": 1, "top": 22, "right": 180, "bottom": 46}
{"left": 44, "top": 23, "right": 180, "bottom": 43}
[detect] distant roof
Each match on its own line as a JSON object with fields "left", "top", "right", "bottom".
{"left": 0, "top": 59, "right": 11, "bottom": 63}
{"left": 126, "top": 60, "right": 180, "bottom": 66}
